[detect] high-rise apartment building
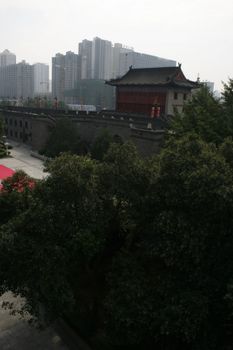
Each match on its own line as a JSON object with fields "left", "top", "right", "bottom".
{"left": 0, "top": 64, "right": 17, "bottom": 98}
{"left": 112, "top": 43, "right": 134, "bottom": 79}
{"left": 64, "top": 51, "right": 81, "bottom": 103}
{"left": 91, "top": 37, "right": 113, "bottom": 80}
{"left": 0, "top": 49, "right": 16, "bottom": 67}
{"left": 203, "top": 81, "right": 214, "bottom": 93}
{"left": 33, "top": 63, "right": 49, "bottom": 96}
{"left": 78, "top": 37, "right": 176, "bottom": 81}
{"left": 78, "top": 40, "right": 92, "bottom": 79}
{"left": 119, "top": 51, "right": 176, "bottom": 77}
{"left": 52, "top": 53, "right": 65, "bottom": 101}
{"left": 16, "top": 61, "right": 34, "bottom": 98}
{"left": 52, "top": 51, "right": 81, "bottom": 103}
{"left": 0, "top": 60, "right": 33, "bottom": 99}
{"left": 52, "top": 37, "right": 176, "bottom": 107}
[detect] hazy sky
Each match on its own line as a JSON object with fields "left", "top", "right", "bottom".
{"left": 0, "top": 0, "right": 232, "bottom": 90}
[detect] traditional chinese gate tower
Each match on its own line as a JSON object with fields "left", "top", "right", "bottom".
{"left": 107, "top": 65, "right": 198, "bottom": 117}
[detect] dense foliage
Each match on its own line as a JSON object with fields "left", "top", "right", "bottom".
{"left": 1, "top": 81, "right": 233, "bottom": 349}
{"left": 41, "top": 118, "right": 89, "bottom": 158}
{"left": 42, "top": 120, "right": 121, "bottom": 161}
{"left": 169, "top": 84, "right": 233, "bottom": 144}
{"left": 0, "top": 171, "right": 36, "bottom": 225}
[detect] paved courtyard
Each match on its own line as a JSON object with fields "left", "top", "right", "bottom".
{"left": 0, "top": 142, "right": 48, "bottom": 179}
{"left": 0, "top": 293, "right": 68, "bottom": 350}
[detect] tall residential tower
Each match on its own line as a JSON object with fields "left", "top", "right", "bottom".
{"left": 52, "top": 51, "right": 81, "bottom": 103}
{"left": 91, "top": 37, "right": 113, "bottom": 80}
{"left": 0, "top": 60, "right": 33, "bottom": 99}
{"left": 33, "top": 63, "right": 49, "bottom": 96}
{"left": 119, "top": 51, "right": 176, "bottom": 77}
{"left": 0, "top": 49, "right": 16, "bottom": 67}
{"left": 78, "top": 39, "right": 92, "bottom": 79}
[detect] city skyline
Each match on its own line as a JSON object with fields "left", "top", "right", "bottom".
{"left": 0, "top": 41, "right": 176, "bottom": 101}
{"left": 51, "top": 38, "right": 175, "bottom": 105}
{"left": 0, "top": 0, "right": 233, "bottom": 90}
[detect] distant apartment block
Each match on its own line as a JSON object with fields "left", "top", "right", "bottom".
{"left": 78, "top": 39, "right": 92, "bottom": 79}
{"left": 91, "top": 37, "right": 113, "bottom": 80}
{"left": 119, "top": 51, "right": 176, "bottom": 77}
{"left": 203, "top": 81, "right": 214, "bottom": 93}
{"left": 0, "top": 49, "right": 16, "bottom": 67}
{"left": 0, "top": 64, "right": 17, "bottom": 98}
{"left": 16, "top": 61, "right": 34, "bottom": 99}
{"left": 112, "top": 43, "right": 134, "bottom": 79}
{"left": 67, "top": 79, "right": 115, "bottom": 110}
{"left": 52, "top": 51, "right": 81, "bottom": 103}
{"left": 52, "top": 53, "right": 65, "bottom": 102}
{"left": 51, "top": 37, "right": 177, "bottom": 104}
{"left": 64, "top": 51, "right": 81, "bottom": 103}
{"left": 33, "top": 63, "right": 49, "bottom": 96}
{"left": 0, "top": 61, "right": 33, "bottom": 99}
{"left": 78, "top": 37, "right": 176, "bottom": 81}
{"left": 0, "top": 52, "right": 49, "bottom": 99}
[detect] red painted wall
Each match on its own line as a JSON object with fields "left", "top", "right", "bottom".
{"left": 116, "top": 87, "right": 167, "bottom": 115}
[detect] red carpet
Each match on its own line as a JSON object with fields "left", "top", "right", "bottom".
{"left": 0, "top": 165, "right": 15, "bottom": 180}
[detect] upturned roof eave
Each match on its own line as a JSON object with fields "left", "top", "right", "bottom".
{"left": 106, "top": 81, "right": 197, "bottom": 89}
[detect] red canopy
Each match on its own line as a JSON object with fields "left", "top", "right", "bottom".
{"left": 0, "top": 165, "right": 15, "bottom": 180}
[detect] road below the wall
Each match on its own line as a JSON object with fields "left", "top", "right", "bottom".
{"left": 0, "top": 141, "right": 48, "bottom": 179}
{"left": 0, "top": 293, "right": 69, "bottom": 350}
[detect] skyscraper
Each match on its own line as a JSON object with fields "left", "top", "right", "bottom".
{"left": 0, "top": 64, "right": 17, "bottom": 98}
{"left": 33, "top": 63, "right": 49, "bottom": 96}
{"left": 78, "top": 39, "right": 92, "bottom": 79}
{"left": 64, "top": 51, "right": 81, "bottom": 103}
{"left": 112, "top": 43, "right": 133, "bottom": 79}
{"left": 52, "top": 51, "right": 81, "bottom": 103}
{"left": 91, "top": 37, "right": 113, "bottom": 80}
{"left": 78, "top": 37, "right": 176, "bottom": 81}
{"left": 52, "top": 37, "right": 177, "bottom": 108}
{"left": 0, "top": 49, "right": 16, "bottom": 67}
{"left": 119, "top": 51, "right": 176, "bottom": 77}
{"left": 0, "top": 60, "right": 33, "bottom": 99}
{"left": 16, "top": 61, "right": 34, "bottom": 98}
{"left": 52, "top": 53, "right": 65, "bottom": 101}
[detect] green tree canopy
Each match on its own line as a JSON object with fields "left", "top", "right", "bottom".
{"left": 222, "top": 78, "right": 233, "bottom": 117}
{"left": 0, "top": 170, "right": 35, "bottom": 225}
{"left": 42, "top": 118, "right": 88, "bottom": 157}
{"left": 169, "top": 82, "right": 233, "bottom": 145}
{"left": 1, "top": 139, "right": 233, "bottom": 349}
{"left": 104, "top": 136, "right": 233, "bottom": 349}
{"left": 90, "top": 129, "right": 115, "bottom": 161}
{"left": 2, "top": 77, "right": 233, "bottom": 350}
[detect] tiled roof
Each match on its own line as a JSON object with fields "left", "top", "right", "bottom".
{"left": 107, "top": 66, "right": 198, "bottom": 89}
